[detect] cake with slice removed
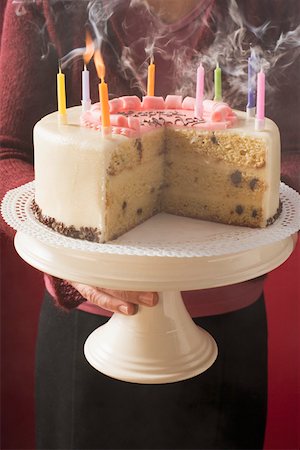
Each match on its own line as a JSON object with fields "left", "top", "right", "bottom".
{"left": 33, "top": 95, "right": 281, "bottom": 242}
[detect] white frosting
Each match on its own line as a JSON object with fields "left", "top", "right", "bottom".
{"left": 34, "top": 104, "right": 280, "bottom": 240}
{"left": 34, "top": 107, "right": 127, "bottom": 240}
{"left": 225, "top": 110, "right": 280, "bottom": 224}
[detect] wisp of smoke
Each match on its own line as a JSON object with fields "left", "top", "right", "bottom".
{"left": 14, "top": 0, "right": 300, "bottom": 107}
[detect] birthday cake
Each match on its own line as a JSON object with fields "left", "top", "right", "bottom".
{"left": 33, "top": 95, "right": 281, "bottom": 243}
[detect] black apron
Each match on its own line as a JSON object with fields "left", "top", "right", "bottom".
{"left": 36, "top": 291, "right": 267, "bottom": 449}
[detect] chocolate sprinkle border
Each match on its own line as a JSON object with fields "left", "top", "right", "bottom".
{"left": 266, "top": 200, "right": 282, "bottom": 226}
{"left": 32, "top": 200, "right": 102, "bottom": 243}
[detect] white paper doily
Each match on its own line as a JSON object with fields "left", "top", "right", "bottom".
{"left": 1, "top": 181, "right": 299, "bottom": 258}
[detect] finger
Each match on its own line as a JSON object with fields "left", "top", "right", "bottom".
{"left": 97, "top": 288, "right": 159, "bottom": 306}
{"left": 69, "top": 281, "right": 137, "bottom": 315}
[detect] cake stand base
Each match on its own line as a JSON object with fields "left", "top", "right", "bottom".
{"left": 84, "top": 291, "right": 218, "bottom": 383}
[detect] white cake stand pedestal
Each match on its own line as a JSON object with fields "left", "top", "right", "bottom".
{"left": 14, "top": 230, "right": 296, "bottom": 384}
{"left": 2, "top": 181, "right": 299, "bottom": 384}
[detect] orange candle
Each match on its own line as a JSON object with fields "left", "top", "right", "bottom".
{"left": 94, "top": 49, "right": 111, "bottom": 135}
{"left": 98, "top": 79, "right": 110, "bottom": 127}
{"left": 147, "top": 56, "right": 155, "bottom": 96}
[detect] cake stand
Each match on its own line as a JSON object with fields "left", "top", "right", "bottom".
{"left": 2, "top": 182, "right": 300, "bottom": 384}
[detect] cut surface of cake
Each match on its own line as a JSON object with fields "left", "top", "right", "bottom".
{"left": 33, "top": 96, "right": 281, "bottom": 243}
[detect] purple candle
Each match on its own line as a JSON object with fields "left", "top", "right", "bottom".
{"left": 82, "top": 65, "right": 91, "bottom": 112}
{"left": 82, "top": 31, "right": 94, "bottom": 113}
{"left": 247, "top": 55, "right": 256, "bottom": 110}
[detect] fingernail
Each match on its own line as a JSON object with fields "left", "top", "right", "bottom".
{"left": 118, "top": 305, "right": 129, "bottom": 314}
{"left": 139, "top": 293, "right": 155, "bottom": 306}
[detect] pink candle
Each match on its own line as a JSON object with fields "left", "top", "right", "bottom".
{"left": 194, "top": 63, "right": 204, "bottom": 119}
{"left": 255, "top": 69, "right": 265, "bottom": 131}
{"left": 256, "top": 69, "right": 265, "bottom": 120}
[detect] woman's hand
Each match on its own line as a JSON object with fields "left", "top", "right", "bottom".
{"left": 69, "top": 281, "right": 158, "bottom": 315}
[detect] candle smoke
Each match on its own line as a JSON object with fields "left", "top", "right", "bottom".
{"left": 14, "top": 0, "right": 300, "bottom": 108}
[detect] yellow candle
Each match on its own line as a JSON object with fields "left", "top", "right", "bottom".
{"left": 147, "top": 57, "right": 155, "bottom": 96}
{"left": 98, "top": 79, "right": 110, "bottom": 128}
{"left": 57, "top": 65, "right": 67, "bottom": 116}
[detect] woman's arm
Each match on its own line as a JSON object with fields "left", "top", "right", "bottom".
{"left": 0, "top": 1, "right": 57, "bottom": 238}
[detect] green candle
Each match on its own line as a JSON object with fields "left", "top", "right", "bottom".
{"left": 214, "top": 62, "right": 222, "bottom": 102}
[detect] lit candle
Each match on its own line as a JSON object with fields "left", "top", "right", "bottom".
{"left": 194, "top": 63, "right": 204, "bottom": 119}
{"left": 94, "top": 49, "right": 111, "bottom": 137}
{"left": 99, "top": 79, "right": 110, "bottom": 130}
{"left": 255, "top": 69, "right": 265, "bottom": 131}
{"left": 147, "top": 56, "right": 155, "bottom": 96}
{"left": 57, "top": 64, "right": 67, "bottom": 122}
{"left": 247, "top": 48, "right": 256, "bottom": 117}
{"left": 82, "top": 31, "right": 94, "bottom": 112}
{"left": 213, "top": 62, "right": 222, "bottom": 102}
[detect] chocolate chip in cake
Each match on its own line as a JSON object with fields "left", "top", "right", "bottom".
{"left": 135, "top": 138, "right": 143, "bottom": 161}
{"left": 252, "top": 209, "right": 258, "bottom": 218}
{"left": 150, "top": 187, "right": 155, "bottom": 193}
{"left": 137, "top": 208, "right": 143, "bottom": 215}
{"left": 158, "top": 182, "right": 170, "bottom": 190}
{"left": 122, "top": 201, "right": 127, "bottom": 210}
{"left": 235, "top": 205, "right": 244, "bottom": 215}
{"left": 230, "top": 170, "right": 242, "bottom": 186}
{"left": 210, "top": 133, "right": 219, "bottom": 145}
{"left": 249, "top": 178, "right": 259, "bottom": 191}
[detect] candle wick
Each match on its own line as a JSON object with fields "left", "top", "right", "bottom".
{"left": 84, "top": 63, "right": 87, "bottom": 71}
{"left": 150, "top": 55, "right": 154, "bottom": 65}
{"left": 58, "top": 62, "right": 62, "bottom": 73}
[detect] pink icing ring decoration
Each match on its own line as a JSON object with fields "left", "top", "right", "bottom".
{"left": 181, "top": 96, "right": 196, "bottom": 110}
{"left": 165, "top": 95, "right": 183, "bottom": 109}
{"left": 109, "top": 98, "right": 123, "bottom": 113}
{"left": 128, "top": 116, "right": 140, "bottom": 130}
{"left": 142, "top": 96, "right": 165, "bottom": 110}
{"left": 109, "top": 114, "right": 128, "bottom": 127}
{"left": 120, "top": 96, "right": 142, "bottom": 111}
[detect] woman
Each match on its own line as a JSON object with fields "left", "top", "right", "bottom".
{"left": 1, "top": 0, "right": 299, "bottom": 448}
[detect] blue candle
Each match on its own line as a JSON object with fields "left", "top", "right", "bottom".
{"left": 247, "top": 49, "right": 256, "bottom": 116}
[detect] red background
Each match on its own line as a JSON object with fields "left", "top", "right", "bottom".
{"left": 1, "top": 235, "right": 299, "bottom": 450}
